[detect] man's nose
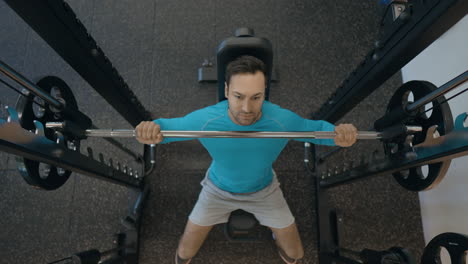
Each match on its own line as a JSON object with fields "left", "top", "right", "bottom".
{"left": 241, "top": 100, "right": 252, "bottom": 113}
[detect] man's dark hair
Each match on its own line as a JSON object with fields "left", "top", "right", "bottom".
{"left": 225, "top": 55, "right": 267, "bottom": 86}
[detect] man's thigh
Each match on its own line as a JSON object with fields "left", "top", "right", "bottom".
{"left": 188, "top": 184, "right": 237, "bottom": 226}
{"left": 241, "top": 186, "right": 295, "bottom": 229}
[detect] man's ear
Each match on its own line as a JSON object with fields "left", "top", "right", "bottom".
{"left": 224, "top": 82, "right": 228, "bottom": 98}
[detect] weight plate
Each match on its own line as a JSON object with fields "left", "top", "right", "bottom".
{"left": 15, "top": 76, "right": 79, "bottom": 190}
{"left": 384, "top": 81, "right": 453, "bottom": 191}
{"left": 421, "top": 232, "right": 468, "bottom": 264}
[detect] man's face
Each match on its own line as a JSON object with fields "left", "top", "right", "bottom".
{"left": 225, "top": 71, "right": 266, "bottom": 126}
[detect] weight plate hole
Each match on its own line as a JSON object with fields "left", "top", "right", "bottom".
{"left": 438, "top": 246, "right": 451, "bottom": 264}
{"left": 50, "top": 86, "right": 62, "bottom": 99}
{"left": 423, "top": 102, "right": 433, "bottom": 119}
{"left": 420, "top": 165, "right": 429, "bottom": 180}
{"left": 57, "top": 167, "right": 66, "bottom": 176}
{"left": 38, "top": 163, "right": 51, "bottom": 179}
{"left": 406, "top": 91, "right": 414, "bottom": 103}
{"left": 32, "top": 97, "right": 46, "bottom": 118}
{"left": 400, "top": 170, "right": 409, "bottom": 180}
{"left": 390, "top": 144, "right": 399, "bottom": 154}
{"left": 67, "top": 140, "right": 77, "bottom": 151}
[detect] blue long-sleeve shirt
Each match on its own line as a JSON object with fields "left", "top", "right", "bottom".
{"left": 154, "top": 100, "right": 335, "bottom": 193}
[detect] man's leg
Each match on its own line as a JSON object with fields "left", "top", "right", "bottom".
{"left": 270, "top": 222, "right": 304, "bottom": 261}
{"left": 177, "top": 220, "right": 214, "bottom": 260}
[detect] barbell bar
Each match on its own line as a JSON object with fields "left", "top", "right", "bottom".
{"left": 84, "top": 129, "right": 382, "bottom": 139}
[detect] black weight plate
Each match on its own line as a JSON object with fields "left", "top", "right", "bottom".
{"left": 384, "top": 81, "right": 453, "bottom": 191}
{"left": 15, "top": 76, "right": 79, "bottom": 190}
{"left": 421, "top": 232, "right": 468, "bottom": 264}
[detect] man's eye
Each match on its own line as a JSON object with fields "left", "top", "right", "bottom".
{"left": 235, "top": 96, "right": 241, "bottom": 99}
{"left": 254, "top": 97, "right": 260, "bottom": 100}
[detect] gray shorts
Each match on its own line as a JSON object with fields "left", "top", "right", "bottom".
{"left": 188, "top": 171, "right": 295, "bottom": 229}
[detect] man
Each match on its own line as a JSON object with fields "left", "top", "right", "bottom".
{"left": 136, "top": 55, "right": 357, "bottom": 264}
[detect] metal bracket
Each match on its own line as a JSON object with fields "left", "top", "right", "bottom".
{"left": 0, "top": 107, "right": 143, "bottom": 189}
{"left": 320, "top": 113, "right": 468, "bottom": 191}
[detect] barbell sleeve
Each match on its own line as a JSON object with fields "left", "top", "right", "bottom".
{"left": 84, "top": 129, "right": 383, "bottom": 139}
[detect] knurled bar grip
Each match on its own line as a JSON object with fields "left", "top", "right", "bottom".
{"left": 85, "top": 129, "right": 382, "bottom": 139}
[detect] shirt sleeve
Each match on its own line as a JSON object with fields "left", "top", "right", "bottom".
{"left": 296, "top": 119, "right": 336, "bottom": 146}
{"left": 281, "top": 108, "right": 336, "bottom": 146}
{"left": 153, "top": 109, "right": 205, "bottom": 144}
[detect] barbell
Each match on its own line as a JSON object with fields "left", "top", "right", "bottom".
{"left": 84, "top": 129, "right": 382, "bottom": 139}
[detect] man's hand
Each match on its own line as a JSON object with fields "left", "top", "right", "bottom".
{"left": 135, "top": 121, "right": 164, "bottom": 144}
{"left": 334, "top": 124, "right": 357, "bottom": 147}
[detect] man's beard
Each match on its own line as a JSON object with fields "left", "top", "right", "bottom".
{"left": 229, "top": 108, "right": 261, "bottom": 126}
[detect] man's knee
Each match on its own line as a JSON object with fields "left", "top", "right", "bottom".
{"left": 271, "top": 222, "right": 304, "bottom": 260}
{"left": 286, "top": 245, "right": 304, "bottom": 260}
{"left": 178, "top": 220, "right": 214, "bottom": 259}
{"left": 280, "top": 240, "right": 304, "bottom": 260}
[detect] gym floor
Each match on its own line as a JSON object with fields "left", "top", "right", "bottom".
{"left": 0, "top": 1, "right": 425, "bottom": 263}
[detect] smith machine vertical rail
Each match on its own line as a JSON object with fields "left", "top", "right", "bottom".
{"left": 1, "top": 0, "right": 156, "bottom": 263}
{"left": 309, "top": 0, "right": 468, "bottom": 263}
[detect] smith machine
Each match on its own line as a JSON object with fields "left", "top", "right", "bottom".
{"left": 308, "top": 0, "right": 468, "bottom": 263}
{"left": 0, "top": 0, "right": 467, "bottom": 263}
